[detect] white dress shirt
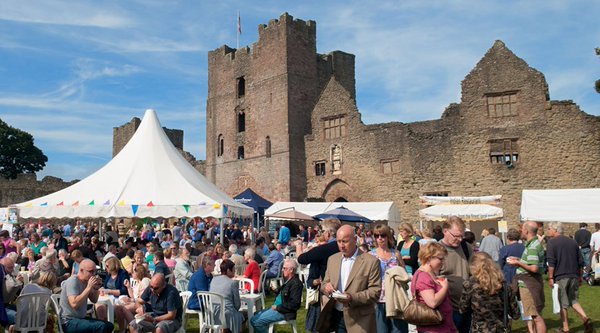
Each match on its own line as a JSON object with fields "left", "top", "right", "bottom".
{"left": 336, "top": 248, "right": 359, "bottom": 311}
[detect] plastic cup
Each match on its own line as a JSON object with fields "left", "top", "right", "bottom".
{"left": 135, "top": 314, "right": 145, "bottom": 324}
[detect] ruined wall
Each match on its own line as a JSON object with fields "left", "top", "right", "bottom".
{"left": 0, "top": 174, "right": 77, "bottom": 207}
{"left": 305, "top": 40, "right": 600, "bottom": 230}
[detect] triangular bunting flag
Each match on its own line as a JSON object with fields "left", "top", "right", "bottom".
{"left": 40, "top": 202, "right": 48, "bottom": 206}
{"left": 183, "top": 205, "right": 190, "bottom": 213}
{"left": 132, "top": 205, "right": 139, "bottom": 216}
{"left": 89, "top": 200, "right": 95, "bottom": 206}
{"left": 147, "top": 201, "right": 154, "bottom": 207}
{"left": 25, "top": 203, "right": 33, "bottom": 207}
{"left": 118, "top": 200, "right": 125, "bottom": 206}
{"left": 72, "top": 201, "right": 79, "bottom": 206}
{"left": 57, "top": 202, "right": 64, "bottom": 206}
{"left": 103, "top": 200, "right": 110, "bottom": 206}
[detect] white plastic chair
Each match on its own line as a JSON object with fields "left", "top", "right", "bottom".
{"left": 165, "top": 273, "right": 175, "bottom": 286}
{"left": 50, "top": 294, "right": 64, "bottom": 333}
{"left": 183, "top": 291, "right": 204, "bottom": 332}
{"left": 258, "top": 270, "right": 268, "bottom": 310}
{"left": 237, "top": 277, "right": 255, "bottom": 294}
{"left": 14, "top": 292, "right": 51, "bottom": 333}
{"left": 176, "top": 279, "right": 189, "bottom": 293}
{"left": 175, "top": 291, "right": 191, "bottom": 333}
{"left": 268, "top": 319, "right": 298, "bottom": 333}
{"left": 197, "top": 291, "right": 226, "bottom": 333}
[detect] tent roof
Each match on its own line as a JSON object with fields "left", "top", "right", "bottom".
{"left": 234, "top": 188, "right": 272, "bottom": 211}
{"left": 520, "top": 189, "right": 600, "bottom": 223}
{"left": 314, "top": 206, "right": 372, "bottom": 223}
{"left": 265, "top": 202, "right": 400, "bottom": 227}
{"left": 15, "top": 109, "right": 253, "bottom": 219}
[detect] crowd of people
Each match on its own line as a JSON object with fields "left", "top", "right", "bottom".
{"left": 0, "top": 216, "right": 597, "bottom": 333}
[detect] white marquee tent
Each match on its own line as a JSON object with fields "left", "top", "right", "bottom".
{"left": 265, "top": 201, "right": 401, "bottom": 228}
{"left": 15, "top": 109, "right": 253, "bottom": 220}
{"left": 418, "top": 195, "right": 504, "bottom": 221}
{"left": 520, "top": 189, "right": 600, "bottom": 223}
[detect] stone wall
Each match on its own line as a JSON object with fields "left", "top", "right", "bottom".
{"left": 304, "top": 40, "right": 600, "bottom": 231}
{"left": 0, "top": 174, "right": 77, "bottom": 207}
{"left": 113, "top": 117, "right": 184, "bottom": 157}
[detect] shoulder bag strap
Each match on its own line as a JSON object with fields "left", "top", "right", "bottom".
{"left": 503, "top": 282, "right": 509, "bottom": 327}
{"left": 411, "top": 269, "right": 421, "bottom": 298}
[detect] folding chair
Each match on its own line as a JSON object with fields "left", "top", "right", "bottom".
{"left": 197, "top": 291, "right": 226, "bottom": 333}
{"left": 14, "top": 292, "right": 51, "bottom": 333}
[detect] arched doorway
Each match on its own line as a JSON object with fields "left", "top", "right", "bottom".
{"left": 322, "top": 179, "right": 358, "bottom": 202}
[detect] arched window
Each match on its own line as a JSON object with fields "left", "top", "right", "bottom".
{"left": 237, "top": 146, "right": 245, "bottom": 160}
{"left": 237, "top": 76, "right": 245, "bottom": 98}
{"left": 217, "top": 134, "right": 224, "bottom": 157}
{"left": 238, "top": 111, "right": 245, "bottom": 132}
{"left": 265, "top": 136, "right": 271, "bottom": 158}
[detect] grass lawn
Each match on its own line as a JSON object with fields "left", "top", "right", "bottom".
{"left": 183, "top": 280, "right": 600, "bottom": 333}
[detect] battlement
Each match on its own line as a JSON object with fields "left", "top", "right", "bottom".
{"left": 209, "top": 12, "right": 316, "bottom": 63}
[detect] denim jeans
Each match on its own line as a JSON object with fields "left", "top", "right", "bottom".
{"left": 582, "top": 247, "right": 591, "bottom": 278}
{"left": 63, "top": 317, "right": 114, "bottom": 333}
{"left": 376, "top": 303, "right": 408, "bottom": 333}
{"left": 331, "top": 309, "right": 347, "bottom": 333}
{"left": 250, "top": 308, "right": 286, "bottom": 333}
{"left": 452, "top": 310, "right": 472, "bottom": 333}
{"left": 6, "top": 308, "right": 16, "bottom": 325}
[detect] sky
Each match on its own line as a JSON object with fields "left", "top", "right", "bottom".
{"left": 0, "top": 1, "right": 598, "bottom": 182}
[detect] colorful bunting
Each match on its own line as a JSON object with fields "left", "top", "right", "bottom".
{"left": 57, "top": 202, "right": 64, "bottom": 206}
{"left": 118, "top": 200, "right": 125, "bottom": 206}
{"left": 89, "top": 200, "right": 95, "bottom": 206}
{"left": 40, "top": 202, "right": 48, "bottom": 206}
{"left": 199, "top": 202, "right": 207, "bottom": 206}
{"left": 103, "top": 200, "right": 110, "bottom": 206}
{"left": 132, "top": 205, "right": 139, "bottom": 216}
{"left": 25, "top": 203, "right": 33, "bottom": 207}
{"left": 213, "top": 203, "right": 220, "bottom": 209}
{"left": 72, "top": 201, "right": 79, "bottom": 206}
{"left": 147, "top": 201, "right": 154, "bottom": 207}
{"left": 183, "top": 205, "right": 190, "bottom": 213}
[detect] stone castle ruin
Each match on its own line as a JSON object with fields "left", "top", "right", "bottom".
{"left": 205, "top": 13, "right": 600, "bottom": 227}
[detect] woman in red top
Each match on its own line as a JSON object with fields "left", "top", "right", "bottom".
{"left": 243, "top": 247, "right": 261, "bottom": 293}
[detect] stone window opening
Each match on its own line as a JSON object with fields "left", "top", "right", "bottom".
{"left": 490, "top": 139, "right": 519, "bottom": 165}
{"left": 323, "top": 115, "right": 346, "bottom": 139}
{"left": 423, "top": 192, "right": 449, "bottom": 197}
{"left": 238, "top": 111, "right": 245, "bottom": 132}
{"left": 265, "top": 136, "right": 271, "bottom": 158}
{"left": 315, "top": 161, "right": 326, "bottom": 176}
{"left": 237, "top": 146, "right": 245, "bottom": 160}
{"left": 217, "top": 134, "right": 224, "bottom": 157}
{"left": 381, "top": 159, "right": 399, "bottom": 174}
{"left": 237, "top": 76, "right": 245, "bottom": 98}
{"left": 486, "top": 91, "right": 518, "bottom": 117}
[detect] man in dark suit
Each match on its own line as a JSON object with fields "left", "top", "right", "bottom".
{"left": 322, "top": 225, "right": 381, "bottom": 333}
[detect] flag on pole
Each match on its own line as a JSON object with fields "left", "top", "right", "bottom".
{"left": 237, "top": 11, "right": 242, "bottom": 34}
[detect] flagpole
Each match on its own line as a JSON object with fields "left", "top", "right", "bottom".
{"left": 236, "top": 10, "right": 240, "bottom": 49}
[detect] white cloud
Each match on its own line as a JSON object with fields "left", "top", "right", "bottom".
{"left": 0, "top": 1, "right": 133, "bottom": 28}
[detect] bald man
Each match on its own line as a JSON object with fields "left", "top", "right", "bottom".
{"left": 130, "top": 273, "right": 182, "bottom": 333}
{"left": 59, "top": 259, "right": 114, "bottom": 333}
{"left": 322, "top": 225, "right": 381, "bottom": 333}
{"left": 508, "top": 221, "right": 547, "bottom": 333}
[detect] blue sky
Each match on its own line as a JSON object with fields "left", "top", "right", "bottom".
{"left": 0, "top": 1, "right": 598, "bottom": 181}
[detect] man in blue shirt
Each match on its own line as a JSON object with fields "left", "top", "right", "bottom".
{"left": 187, "top": 257, "right": 215, "bottom": 310}
{"left": 278, "top": 223, "right": 291, "bottom": 246}
{"left": 130, "top": 273, "right": 182, "bottom": 333}
{"left": 265, "top": 243, "right": 284, "bottom": 278}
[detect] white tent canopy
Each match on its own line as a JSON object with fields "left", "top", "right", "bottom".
{"left": 520, "top": 189, "right": 600, "bottom": 223}
{"left": 419, "top": 204, "right": 504, "bottom": 222}
{"left": 15, "top": 109, "right": 253, "bottom": 219}
{"left": 265, "top": 201, "right": 401, "bottom": 228}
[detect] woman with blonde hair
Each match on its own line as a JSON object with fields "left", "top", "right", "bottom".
{"left": 369, "top": 223, "right": 408, "bottom": 332}
{"left": 99, "top": 256, "right": 131, "bottom": 333}
{"left": 398, "top": 223, "right": 420, "bottom": 275}
{"left": 132, "top": 250, "right": 149, "bottom": 276}
{"left": 459, "top": 252, "right": 518, "bottom": 333}
{"left": 411, "top": 242, "right": 456, "bottom": 332}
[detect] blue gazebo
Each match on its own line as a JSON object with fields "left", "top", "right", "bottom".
{"left": 234, "top": 188, "right": 273, "bottom": 227}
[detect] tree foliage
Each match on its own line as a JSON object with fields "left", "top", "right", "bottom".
{"left": 0, "top": 118, "right": 48, "bottom": 179}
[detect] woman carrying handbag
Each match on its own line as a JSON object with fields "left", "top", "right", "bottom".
{"left": 410, "top": 242, "right": 456, "bottom": 333}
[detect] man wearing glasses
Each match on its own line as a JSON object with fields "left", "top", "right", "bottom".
{"left": 250, "top": 259, "right": 303, "bottom": 333}
{"left": 439, "top": 216, "right": 473, "bottom": 333}
{"left": 59, "top": 259, "right": 114, "bottom": 333}
{"left": 129, "top": 273, "right": 182, "bottom": 333}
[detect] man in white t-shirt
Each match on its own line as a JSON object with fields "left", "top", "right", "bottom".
{"left": 589, "top": 224, "right": 600, "bottom": 272}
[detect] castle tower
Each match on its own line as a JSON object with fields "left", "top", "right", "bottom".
{"left": 205, "top": 13, "right": 319, "bottom": 201}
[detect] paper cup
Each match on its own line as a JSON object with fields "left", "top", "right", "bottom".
{"left": 135, "top": 314, "right": 145, "bottom": 324}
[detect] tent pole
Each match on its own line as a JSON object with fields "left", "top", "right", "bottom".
{"left": 219, "top": 217, "right": 224, "bottom": 245}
